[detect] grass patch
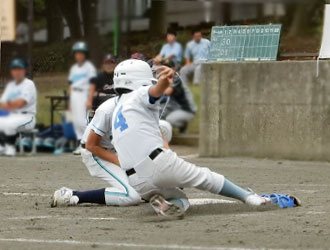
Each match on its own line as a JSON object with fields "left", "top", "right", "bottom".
{"left": 186, "top": 85, "right": 200, "bottom": 134}
{"left": 34, "top": 74, "right": 68, "bottom": 126}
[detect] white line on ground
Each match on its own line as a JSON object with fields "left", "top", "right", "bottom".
{"left": 181, "top": 154, "right": 199, "bottom": 159}
{"left": 1, "top": 192, "right": 236, "bottom": 205}
{"left": 1, "top": 192, "right": 49, "bottom": 197}
{"left": 0, "top": 238, "right": 286, "bottom": 250}
{"left": 189, "top": 198, "right": 236, "bottom": 205}
{"left": 7, "top": 215, "right": 117, "bottom": 221}
{"left": 307, "top": 211, "right": 325, "bottom": 215}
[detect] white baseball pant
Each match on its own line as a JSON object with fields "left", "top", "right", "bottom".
{"left": 128, "top": 149, "right": 225, "bottom": 201}
{"left": 70, "top": 89, "right": 89, "bottom": 140}
{"left": 0, "top": 113, "right": 35, "bottom": 135}
{"left": 81, "top": 148, "right": 141, "bottom": 206}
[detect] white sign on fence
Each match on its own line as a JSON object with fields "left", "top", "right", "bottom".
{"left": 317, "top": 4, "right": 330, "bottom": 76}
{"left": 319, "top": 4, "right": 330, "bottom": 59}
{"left": 0, "top": 0, "right": 16, "bottom": 41}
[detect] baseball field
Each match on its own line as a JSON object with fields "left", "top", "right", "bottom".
{"left": 0, "top": 145, "right": 329, "bottom": 250}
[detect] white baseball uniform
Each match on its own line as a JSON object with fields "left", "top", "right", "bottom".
{"left": 69, "top": 60, "right": 96, "bottom": 140}
{"left": 0, "top": 78, "right": 37, "bottom": 135}
{"left": 80, "top": 97, "right": 141, "bottom": 206}
{"left": 112, "top": 86, "right": 225, "bottom": 201}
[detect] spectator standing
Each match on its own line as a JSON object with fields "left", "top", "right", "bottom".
{"left": 87, "top": 54, "right": 117, "bottom": 110}
{"left": 0, "top": 58, "right": 37, "bottom": 156}
{"left": 68, "top": 41, "right": 97, "bottom": 155}
{"left": 154, "top": 30, "right": 183, "bottom": 67}
{"left": 180, "top": 29, "right": 210, "bottom": 85}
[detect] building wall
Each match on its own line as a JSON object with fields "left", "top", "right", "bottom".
{"left": 199, "top": 61, "right": 330, "bottom": 161}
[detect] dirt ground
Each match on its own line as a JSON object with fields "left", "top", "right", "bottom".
{"left": 0, "top": 145, "right": 329, "bottom": 250}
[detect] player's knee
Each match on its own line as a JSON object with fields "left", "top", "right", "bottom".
{"left": 180, "top": 66, "right": 188, "bottom": 75}
{"left": 104, "top": 190, "right": 140, "bottom": 206}
{"left": 122, "top": 191, "right": 141, "bottom": 206}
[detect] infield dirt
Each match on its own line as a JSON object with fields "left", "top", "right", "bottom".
{"left": 0, "top": 145, "right": 329, "bottom": 250}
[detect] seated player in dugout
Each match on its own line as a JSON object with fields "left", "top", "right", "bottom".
{"left": 87, "top": 54, "right": 117, "bottom": 111}
{"left": 161, "top": 59, "right": 197, "bottom": 133}
{"left": 0, "top": 58, "right": 37, "bottom": 156}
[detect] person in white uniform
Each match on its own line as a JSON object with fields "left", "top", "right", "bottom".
{"left": 111, "top": 59, "right": 270, "bottom": 218}
{"left": 51, "top": 82, "right": 173, "bottom": 207}
{"left": 51, "top": 96, "right": 141, "bottom": 207}
{"left": 0, "top": 58, "right": 37, "bottom": 156}
{"left": 68, "top": 41, "right": 97, "bottom": 155}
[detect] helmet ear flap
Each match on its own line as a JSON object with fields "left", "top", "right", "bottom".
{"left": 114, "top": 88, "right": 132, "bottom": 95}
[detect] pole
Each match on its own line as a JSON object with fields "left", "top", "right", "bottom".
{"left": 126, "top": 0, "right": 132, "bottom": 57}
{"left": 113, "top": 12, "right": 118, "bottom": 57}
{"left": 27, "top": 0, "right": 34, "bottom": 78}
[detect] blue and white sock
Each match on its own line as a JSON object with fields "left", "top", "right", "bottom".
{"left": 219, "top": 178, "right": 252, "bottom": 202}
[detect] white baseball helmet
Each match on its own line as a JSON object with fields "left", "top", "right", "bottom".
{"left": 159, "top": 120, "right": 173, "bottom": 143}
{"left": 114, "top": 59, "right": 157, "bottom": 92}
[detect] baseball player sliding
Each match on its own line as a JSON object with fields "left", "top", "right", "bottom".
{"left": 110, "top": 59, "right": 270, "bottom": 217}
{"left": 51, "top": 69, "right": 172, "bottom": 207}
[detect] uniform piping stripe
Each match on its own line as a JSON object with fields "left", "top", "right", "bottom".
{"left": 92, "top": 155, "right": 129, "bottom": 197}
{"left": 17, "top": 116, "right": 34, "bottom": 129}
{"left": 92, "top": 124, "right": 106, "bottom": 134}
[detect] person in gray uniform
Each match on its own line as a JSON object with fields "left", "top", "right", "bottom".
{"left": 162, "top": 60, "right": 197, "bottom": 133}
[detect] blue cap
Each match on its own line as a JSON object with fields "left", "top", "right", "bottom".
{"left": 72, "top": 42, "right": 88, "bottom": 53}
{"left": 9, "top": 58, "right": 27, "bottom": 69}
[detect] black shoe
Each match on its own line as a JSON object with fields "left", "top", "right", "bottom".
{"left": 179, "top": 122, "right": 188, "bottom": 134}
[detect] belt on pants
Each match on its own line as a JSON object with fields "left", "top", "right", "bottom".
{"left": 126, "top": 148, "right": 163, "bottom": 177}
{"left": 72, "top": 87, "right": 85, "bottom": 92}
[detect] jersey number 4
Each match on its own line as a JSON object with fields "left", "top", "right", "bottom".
{"left": 114, "top": 106, "right": 128, "bottom": 132}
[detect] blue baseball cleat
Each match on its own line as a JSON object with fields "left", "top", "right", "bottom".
{"left": 261, "top": 193, "right": 301, "bottom": 208}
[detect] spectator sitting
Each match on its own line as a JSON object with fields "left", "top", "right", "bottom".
{"left": 87, "top": 54, "right": 117, "bottom": 110}
{"left": 180, "top": 28, "right": 210, "bottom": 85}
{"left": 153, "top": 30, "right": 183, "bottom": 68}
{"left": 161, "top": 60, "right": 197, "bottom": 133}
{"left": 0, "top": 58, "right": 37, "bottom": 156}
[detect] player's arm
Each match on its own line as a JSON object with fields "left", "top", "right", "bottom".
{"left": 2, "top": 99, "right": 27, "bottom": 110}
{"left": 87, "top": 79, "right": 97, "bottom": 109}
{"left": 149, "top": 66, "right": 175, "bottom": 99}
{"left": 184, "top": 44, "right": 192, "bottom": 65}
{"left": 162, "top": 136, "right": 170, "bottom": 149}
{"left": 164, "top": 87, "right": 174, "bottom": 96}
{"left": 85, "top": 130, "right": 120, "bottom": 166}
{"left": 153, "top": 54, "right": 163, "bottom": 64}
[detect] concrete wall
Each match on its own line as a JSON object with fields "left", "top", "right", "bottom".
{"left": 199, "top": 60, "right": 330, "bottom": 161}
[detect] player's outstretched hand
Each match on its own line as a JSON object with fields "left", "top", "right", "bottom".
{"left": 155, "top": 66, "right": 174, "bottom": 83}
{"left": 149, "top": 66, "right": 175, "bottom": 99}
